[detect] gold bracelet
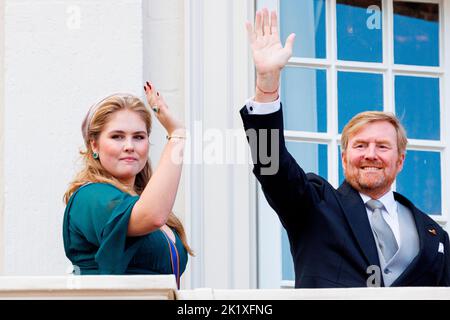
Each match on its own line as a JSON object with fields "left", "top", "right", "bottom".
{"left": 166, "top": 135, "right": 186, "bottom": 140}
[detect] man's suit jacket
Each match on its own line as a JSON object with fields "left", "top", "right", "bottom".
{"left": 241, "top": 105, "right": 450, "bottom": 288}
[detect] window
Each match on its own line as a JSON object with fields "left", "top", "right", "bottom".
{"left": 257, "top": 0, "right": 447, "bottom": 288}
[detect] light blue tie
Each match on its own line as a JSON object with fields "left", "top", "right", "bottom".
{"left": 366, "top": 199, "right": 398, "bottom": 261}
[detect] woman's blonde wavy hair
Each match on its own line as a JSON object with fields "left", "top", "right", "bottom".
{"left": 64, "top": 93, "right": 193, "bottom": 255}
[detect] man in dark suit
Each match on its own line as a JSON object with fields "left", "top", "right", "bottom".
{"left": 241, "top": 9, "right": 449, "bottom": 288}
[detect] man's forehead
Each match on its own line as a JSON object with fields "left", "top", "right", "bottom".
{"left": 349, "top": 121, "right": 397, "bottom": 139}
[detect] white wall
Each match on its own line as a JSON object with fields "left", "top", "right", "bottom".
{"left": 3, "top": 0, "right": 144, "bottom": 275}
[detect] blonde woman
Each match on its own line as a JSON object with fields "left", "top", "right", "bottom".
{"left": 63, "top": 82, "right": 192, "bottom": 288}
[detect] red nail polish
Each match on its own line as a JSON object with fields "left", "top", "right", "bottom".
{"left": 157, "top": 92, "right": 160, "bottom": 96}
{"left": 146, "top": 81, "right": 151, "bottom": 89}
{"left": 144, "top": 86, "right": 147, "bottom": 91}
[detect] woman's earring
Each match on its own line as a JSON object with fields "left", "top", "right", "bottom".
{"left": 93, "top": 152, "right": 99, "bottom": 159}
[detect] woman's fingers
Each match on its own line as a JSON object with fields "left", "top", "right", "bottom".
{"left": 143, "top": 82, "right": 184, "bottom": 134}
{"left": 144, "top": 81, "right": 156, "bottom": 103}
{"left": 144, "top": 81, "right": 170, "bottom": 116}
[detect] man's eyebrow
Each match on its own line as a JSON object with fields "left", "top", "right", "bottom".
{"left": 375, "top": 139, "right": 393, "bottom": 145}
{"left": 352, "top": 139, "right": 367, "bottom": 144}
{"left": 351, "top": 139, "right": 392, "bottom": 144}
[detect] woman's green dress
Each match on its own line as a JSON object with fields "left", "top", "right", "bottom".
{"left": 63, "top": 183, "right": 188, "bottom": 276}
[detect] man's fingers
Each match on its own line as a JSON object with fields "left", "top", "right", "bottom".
{"left": 262, "top": 8, "right": 270, "bottom": 36}
{"left": 255, "top": 11, "right": 262, "bottom": 38}
{"left": 284, "top": 33, "right": 296, "bottom": 54}
{"left": 246, "top": 21, "right": 256, "bottom": 44}
{"left": 270, "top": 10, "right": 278, "bottom": 36}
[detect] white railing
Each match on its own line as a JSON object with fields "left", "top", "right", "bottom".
{"left": 0, "top": 276, "right": 449, "bottom": 299}
{"left": 0, "top": 275, "right": 177, "bottom": 300}
{"left": 177, "top": 287, "right": 450, "bottom": 300}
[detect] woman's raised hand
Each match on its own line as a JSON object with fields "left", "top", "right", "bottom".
{"left": 144, "top": 81, "right": 185, "bottom": 136}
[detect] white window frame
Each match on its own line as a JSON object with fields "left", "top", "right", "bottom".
{"left": 185, "top": 0, "right": 257, "bottom": 289}
{"left": 0, "top": 0, "right": 4, "bottom": 274}
{"left": 257, "top": 0, "right": 449, "bottom": 289}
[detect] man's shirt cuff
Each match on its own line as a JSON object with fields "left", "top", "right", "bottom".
{"left": 245, "top": 97, "right": 280, "bottom": 115}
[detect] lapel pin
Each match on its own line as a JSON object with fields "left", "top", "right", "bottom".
{"left": 428, "top": 229, "right": 437, "bottom": 236}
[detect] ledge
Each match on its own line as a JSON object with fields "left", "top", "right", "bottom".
{"left": 177, "top": 287, "right": 450, "bottom": 300}
{"left": 0, "top": 275, "right": 177, "bottom": 299}
{"left": 0, "top": 276, "right": 449, "bottom": 299}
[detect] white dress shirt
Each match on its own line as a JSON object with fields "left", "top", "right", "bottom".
{"left": 360, "top": 192, "right": 401, "bottom": 248}
{"left": 245, "top": 97, "right": 280, "bottom": 115}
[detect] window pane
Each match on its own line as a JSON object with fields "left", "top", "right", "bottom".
{"left": 281, "top": 228, "right": 294, "bottom": 281}
{"left": 394, "top": 2, "right": 439, "bottom": 67}
{"left": 282, "top": 67, "right": 327, "bottom": 132}
{"left": 397, "top": 151, "right": 441, "bottom": 215}
{"left": 284, "top": 142, "right": 328, "bottom": 281}
{"left": 395, "top": 75, "right": 440, "bottom": 141}
{"left": 337, "top": 0, "right": 383, "bottom": 62}
{"left": 280, "top": 0, "right": 326, "bottom": 59}
{"left": 338, "top": 146, "right": 345, "bottom": 185}
{"left": 286, "top": 142, "right": 328, "bottom": 179}
{"left": 338, "top": 71, "right": 383, "bottom": 133}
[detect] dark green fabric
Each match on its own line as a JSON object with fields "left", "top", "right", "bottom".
{"left": 63, "top": 183, "right": 188, "bottom": 275}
